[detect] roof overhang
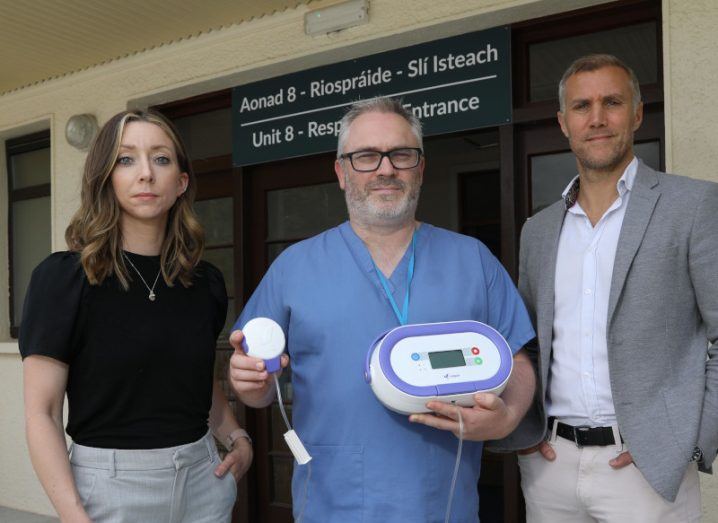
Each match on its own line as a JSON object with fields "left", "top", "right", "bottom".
{"left": 0, "top": 0, "right": 312, "bottom": 94}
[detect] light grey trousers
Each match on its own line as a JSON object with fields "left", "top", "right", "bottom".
{"left": 69, "top": 431, "right": 237, "bottom": 523}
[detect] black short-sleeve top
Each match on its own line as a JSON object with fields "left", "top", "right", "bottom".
{"left": 19, "top": 251, "right": 228, "bottom": 449}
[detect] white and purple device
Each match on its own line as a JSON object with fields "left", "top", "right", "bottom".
{"left": 241, "top": 317, "right": 285, "bottom": 373}
{"left": 241, "top": 318, "right": 312, "bottom": 467}
{"left": 365, "top": 320, "right": 513, "bottom": 415}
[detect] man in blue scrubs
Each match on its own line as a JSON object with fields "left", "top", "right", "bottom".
{"left": 229, "top": 97, "right": 536, "bottom": 522}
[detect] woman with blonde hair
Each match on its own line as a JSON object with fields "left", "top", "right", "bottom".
{"left": 20, "top": 110, "right": 251, "bottom": 522}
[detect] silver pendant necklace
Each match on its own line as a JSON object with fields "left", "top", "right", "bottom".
{"left": 122, "top": 252, "right": 161, "bottom": 301}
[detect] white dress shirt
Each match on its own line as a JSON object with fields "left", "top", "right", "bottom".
{"left": 546, "top": 157, "right": 638, "bottom": 427}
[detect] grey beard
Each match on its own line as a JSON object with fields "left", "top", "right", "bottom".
{"left": 344, "top": 174, "right": 420, "bottom": 226}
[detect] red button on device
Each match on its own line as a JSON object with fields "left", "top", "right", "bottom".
{"left": 471, "top": 347, "right": 480, "bottom": 355}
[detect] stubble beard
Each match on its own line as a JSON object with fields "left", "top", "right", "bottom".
{"left": 573, "top": 136, "right": 632, "bottom": 174}
{"left": 344, "top": 173, "right": 421, "bottom": 227}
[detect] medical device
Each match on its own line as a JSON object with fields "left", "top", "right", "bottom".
{"left": 241, "top": 317, "right": 286, "bottom": 373}
{"left": 241, "top": 318, "right": 311, "bottom": 466}
{"left": 365, "top": 320, "right": 513, "bottom": 415}
{"left": 242, "top": 317, "right": 312, "bottom": 522}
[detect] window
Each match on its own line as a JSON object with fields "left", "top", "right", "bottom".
{"left": 7, "top": 131, "right": 51, "bottom": 337}
{"left": 528, "top": 22, "right": 658, "bottom": 103}
{"left": 513, "top": 0, "right": 662, "bottom": 111}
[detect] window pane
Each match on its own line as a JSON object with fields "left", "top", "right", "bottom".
{"left": 530, "top": 151, "right": 576, "bottom": 215}
{"left": 11, "top": 147, "right": 51, "bottom": 189}
{"left": 195, "top": 197, "right": 233, "bottom": 246}
{"left": 634, "top": 141, "right": 660, "bottom": 171}
{"left": 218, "top": 297, "right": 235, "bottom": 343}
{"left": 12, "top": 196, "right": 51, "bottom": 326}
{"left": 267, "top": 182, "right": 346, "bottom": 241}
{"left": 460, "top": 170, "right": 501, "bottom": 257}
{"left": 173, "top": 109, "right": 232, "bottom": 160}
{"left": 529, "top": 22, "right": 658, "bottom": 102}
{"left": 203, "top": 247, "right": 234, "bottom": 296}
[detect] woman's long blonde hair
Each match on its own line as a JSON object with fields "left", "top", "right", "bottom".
{"left": 65, "top": 110, "right": 204, "bottom": 289}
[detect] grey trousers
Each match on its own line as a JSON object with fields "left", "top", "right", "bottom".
{"left": 69, "top": 431, "right": 237, "bottom": 523}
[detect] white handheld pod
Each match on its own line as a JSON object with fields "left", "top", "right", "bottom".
{"left": 241, "top": 317, "right": 311, "bottom": 466}
{"left": 241, "top": 317, "right": 286, "bottom": 373}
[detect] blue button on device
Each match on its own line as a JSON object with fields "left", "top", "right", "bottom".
{"left": 411, "top": 352, "right": 420, "bottom": 361}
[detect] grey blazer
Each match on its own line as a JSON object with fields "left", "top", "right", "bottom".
{"left": 493, "top": 161, "right": 718, "bottom": 501}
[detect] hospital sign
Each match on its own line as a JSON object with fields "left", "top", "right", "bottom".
{"left": 232, "top": 26, "right": 511, "bottom": 166}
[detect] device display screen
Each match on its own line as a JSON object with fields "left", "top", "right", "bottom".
{"left": 428, "top": 349, "right": 466, "bottom": 369}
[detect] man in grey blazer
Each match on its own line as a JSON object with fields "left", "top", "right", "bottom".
{"left": 512, "top": 54, "right": 718, "bottom": 521}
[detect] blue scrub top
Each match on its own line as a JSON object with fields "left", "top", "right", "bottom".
{"left": 236, "top": 222, "right": 534, "bottom": 523}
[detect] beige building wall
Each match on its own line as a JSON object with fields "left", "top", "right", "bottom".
{"left": 0, "top": 0, "right": 716, "bottom": 517}
{"left": 662, "top": 1, "right": 718, "bottom": 518}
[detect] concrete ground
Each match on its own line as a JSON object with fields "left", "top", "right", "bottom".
{"left": 0, "top": 507, "right": 58, "bottom": 522}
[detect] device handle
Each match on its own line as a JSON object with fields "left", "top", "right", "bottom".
{"left": 265, "top": 355, "right": 282, "bottom": 374}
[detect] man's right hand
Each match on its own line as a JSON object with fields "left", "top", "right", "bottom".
{"left": 228, "top": 329, "right": 290, "bottom": 407}
{"left": 518, "top": 440, "right": 556, "bottom": 461}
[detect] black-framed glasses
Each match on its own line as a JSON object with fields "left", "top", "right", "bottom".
{"left": 340, "top": 147, "right": 423, "bottom": 172}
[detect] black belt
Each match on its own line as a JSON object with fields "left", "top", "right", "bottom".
{"left": 550, "top": 418, "right": 622, "bottom": 447}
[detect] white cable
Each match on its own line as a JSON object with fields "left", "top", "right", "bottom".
{"left": 274, "top": 375, "right": 311, "bottom": 523}
{"left": 444, "top": 408, "right": 464, "bottom": 523}
{"left": 275, "top": 376, "right": 291, "bottom": 430}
